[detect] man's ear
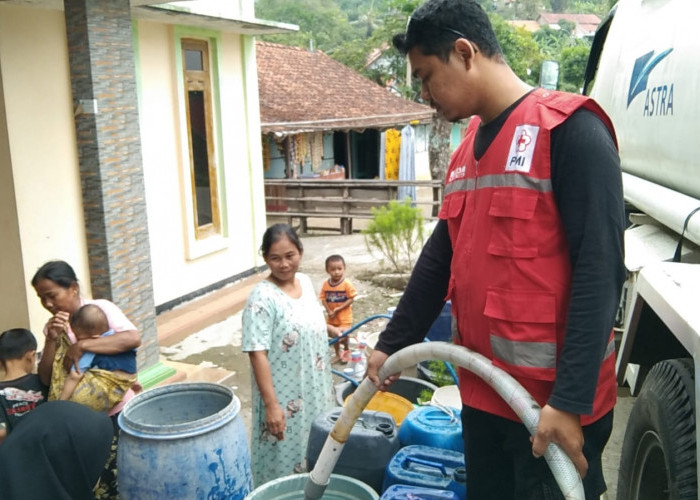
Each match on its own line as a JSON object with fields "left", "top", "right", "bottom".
{"left": 24, "top": 350, "right": 37, "bottom": 364}
{"left": 454, "top": 38, "right": 478, "bottom": 68}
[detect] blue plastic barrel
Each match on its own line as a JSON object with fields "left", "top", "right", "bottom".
{"left": 398, "top": 405, "right": 464, "bottom": 453}
{"left": 380, "top": 484, "right": 459, "bottom": 500}
{"left": 382, "top": 445, "right": 467, "bottom": 500}
{"left": 118, "top": 382, "right": 252, "bottom": 500}
{"left": 307, "top": 408, "right": 400, "bottom": 493}
{"left": 426, "top": 301, "right": 453, "bottom": 342}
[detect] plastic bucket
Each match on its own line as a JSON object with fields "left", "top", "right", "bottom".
{"left": 335, "top": 376, "right": 437, "bottom": 407}
{"left": 398, "top": 405, "right": 464, "bottom": 453}
{"left": 118, "top": 382, "right": 252, "bottom": 500}
{"left": 344, "top": 391, "right": 414, "bottom": 427}
{"left": 245, "top": 473, "right": 378, "bottom": 499}
{"left": 307, "top": 408, "right": 399, "bottom": 493}
{"left": 430, "top": 385, "right": 461, "bottom": 410}
{"left": 380, "top": 484, "right": 459, "bottom": 500}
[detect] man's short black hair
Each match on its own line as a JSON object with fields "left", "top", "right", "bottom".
{"left": 393, "top": 0, "right": 503, "bottom": 62}
{"left": 0, "top": 329, "right": 37, "bottom": 362}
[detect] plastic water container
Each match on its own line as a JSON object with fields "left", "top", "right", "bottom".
{"left": 380, "top": 484, "right": 460, "bottom": 500}
{"left": 382, "top": 445, "right": 467, "bottom": 500}
{"left": 398, "top": 405, "right": 464, "bottom": 453}
{"left": 335, "top": 376, "right": 437, "bottom": 407}
{"left": 350, "top": 349, "right": 366, "bottom": 379}
{"left": 426, "top": 301, "right": 453, "bottom": 342}
{"left": 118, "top": 383, "right": 252, "bottom": 500}
{"left": 306, "top": 408, "right": 400, "bottom": 493}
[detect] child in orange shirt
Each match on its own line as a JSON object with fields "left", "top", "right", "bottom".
{"left": 319, "top": 255, "right": 357, "bottom": 364}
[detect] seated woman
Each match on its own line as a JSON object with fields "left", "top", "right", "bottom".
{"left": 31, "top": 260, "right": 141, "bottom": 500}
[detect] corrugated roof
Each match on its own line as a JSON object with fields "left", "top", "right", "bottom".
{"left": 256, "top": 41, "right": 433, "bottom": 135}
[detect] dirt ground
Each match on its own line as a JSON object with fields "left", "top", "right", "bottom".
{"left": 159, "top": 226, "right": 632, "bottom": 500}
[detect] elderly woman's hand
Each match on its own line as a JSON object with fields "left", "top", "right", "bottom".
{"left": 265, "top": 402, "right": 287, "bottom": 441}
{"left": 46, "top": 312, "right": 70, "bottom": 341}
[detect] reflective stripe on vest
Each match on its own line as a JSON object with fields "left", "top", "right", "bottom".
{"left": 444, "top": 173, "right": 552, "bottom": 195}
{"left": 491, "top": 335, "right": 616, "bottom": 370}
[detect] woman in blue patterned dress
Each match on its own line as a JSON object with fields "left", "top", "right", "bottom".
{"left": 242, "top": 223, "right": 340, "bottom": 487}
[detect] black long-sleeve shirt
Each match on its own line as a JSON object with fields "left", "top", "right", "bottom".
{"left": 375, "top": 105, "right": 626, "bottom": 416}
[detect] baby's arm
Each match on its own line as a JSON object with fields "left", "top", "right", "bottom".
{"left": 60, "top": 369, "right": 83, "bottom": 400}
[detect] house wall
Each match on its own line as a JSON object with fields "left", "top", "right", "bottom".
{"left": 263, "top": 132, "right": 336, "bottom": 179}
{"left": 0, "top": 5, "right": 92, "bottom": 339}
{"left": 0, "top": 4, "right": 270, "bottom": 336}
{"left": 136, "top": 21, "right": 266, "bottom": 307}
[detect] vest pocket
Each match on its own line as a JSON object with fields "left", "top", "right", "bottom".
{"left": 442, "top": 191, "right": 466, "bottom": 219}
{"left": 484, "top": 287, "right": 557, "bottom": 381}
{"left": 487, "top": 189, "right": 539, "bottom": 258}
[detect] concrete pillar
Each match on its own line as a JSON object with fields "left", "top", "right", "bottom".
{"left": 64, "top": 0, "right": 158, "bottom": 368}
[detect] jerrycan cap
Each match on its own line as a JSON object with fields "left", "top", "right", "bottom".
{"left": 375, "top": 422, "right": 395, "bottom": 436}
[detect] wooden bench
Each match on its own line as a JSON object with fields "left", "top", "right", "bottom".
{"left": 264, "top": 179, "right": 443, "bottom": 235}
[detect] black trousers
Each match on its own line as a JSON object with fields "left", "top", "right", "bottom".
{"left": 461, "top": 406, "right": 613, "bottom": 500}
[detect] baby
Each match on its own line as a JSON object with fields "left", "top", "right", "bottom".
{"left": 60, "top": 304, "right": 137, "bottom": 412}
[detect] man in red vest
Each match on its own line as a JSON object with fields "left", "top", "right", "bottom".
{"left": 366, "top": 1, "right": 625, "bottom": 499}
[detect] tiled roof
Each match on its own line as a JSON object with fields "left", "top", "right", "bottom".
{"left": 256, "top": 41, "right": 433, "bottom": 135}
{"left": 537, "top": 13, "right": 601, "bottom": 36}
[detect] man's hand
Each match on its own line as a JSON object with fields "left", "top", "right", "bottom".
{"left": 62, "top": 340, "right": 85, "bottom": 372}
{"left": 366, "top": 350, "right": 401, "bottom": 391}
{"left": 531, "top": 404, "right": 588, "bottom": 478}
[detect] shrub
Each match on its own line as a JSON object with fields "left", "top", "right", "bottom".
{"left": 362, "top": 198, "right": 425, "bottom": 274}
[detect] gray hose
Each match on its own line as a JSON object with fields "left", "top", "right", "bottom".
{"left": 305, "top": 341, "right": 585, "bottom": 500}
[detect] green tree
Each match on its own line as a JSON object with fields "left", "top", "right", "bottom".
{"left": 490, "top": 15, "right": 543, "bottom": 86}
{"left": 255, "top": 0, "right": 355, "bottom": 53}
{"left": 333, "top": 0, "right": 420, "bottom": 88}
{"left": 559, "top": 42, "right": 590, "bottom": 92}
{"left": 549, "top": 0, "right": 569, "bottom": 12}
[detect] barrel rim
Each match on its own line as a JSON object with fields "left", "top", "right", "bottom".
{"left": 244, "top": 473, "right": 379, "bottom": 499}
{"left": 118, "top": 382, "right": 239, "bottom": 439}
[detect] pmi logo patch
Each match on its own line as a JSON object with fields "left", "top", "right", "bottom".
{"left": 505, "top": 125, "right": 539, "bottom": 173}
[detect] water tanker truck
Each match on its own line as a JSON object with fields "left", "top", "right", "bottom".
{"left": 583, "top": 0, "right": 700, "bottom": 498}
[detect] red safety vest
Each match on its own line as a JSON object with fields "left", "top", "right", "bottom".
{"left": 440, "top": 89, "right": 617, "bottom": 424}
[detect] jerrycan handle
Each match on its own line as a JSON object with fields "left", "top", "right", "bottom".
{"left": 402, "top": 456, "right": 448, "bottom": 476}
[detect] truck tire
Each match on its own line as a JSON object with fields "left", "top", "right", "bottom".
{"left": 616, "top": 359, "right": 696, "bottom": 500}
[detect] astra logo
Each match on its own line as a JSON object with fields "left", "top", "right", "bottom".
{"left": 627, "top": 49, "right": 674, "bottom": 116}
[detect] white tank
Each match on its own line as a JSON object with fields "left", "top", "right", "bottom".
{"left": 587, "top": 0, "right": 700, "bottom": 247}
{"left": 588, "top": 0, "right": 700, "bottom": 200}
